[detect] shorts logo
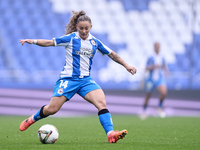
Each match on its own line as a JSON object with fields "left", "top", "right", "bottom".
{"left": 91, "top": 39, "right": 96, "bottom": 45}
{"left": 58, "top": 88, "right": 63, "bottom": 94}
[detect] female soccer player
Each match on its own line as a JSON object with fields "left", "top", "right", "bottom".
{"left": 19, "top": 10, "right": 137, "bottom": 143}
{"left": 140, "top": 42, "right": 168, "bottom": 120}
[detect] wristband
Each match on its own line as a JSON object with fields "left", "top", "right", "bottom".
{"left": 33, "top": 40, "right": 37, "bottom": 44}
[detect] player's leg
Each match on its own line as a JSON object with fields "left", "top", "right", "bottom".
{"left": 141, "top": 80, "right": 154, "bottom": 119}
{"left": 157, "top": 84, "right": 167, "bottom": 107}
{"left": 157, "top": 84, "right": 167, "bottom": 118}
{"left": 140, "top": 92, "right": 152, "bottom": 119}
{"left": 43, "top": 96, "right": 67, "bottom": 116}
{"left": 84, "top": 89, "right": 113, "bottom": 133}
{"left": 143, "top": 92, "right": 152, "bottom": 111}
{"left": 83, "top": 88, "right": 127, "bottom": 143}
{"left": 19, "top": 96, "right": 67, "bottom": 131}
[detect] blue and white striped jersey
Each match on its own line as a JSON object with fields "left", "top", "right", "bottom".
{"left": 145, "top": 52, "right": 166, "bottom": 82}
{"left": 53, "top": 32, "right": 112, "bottom": 78}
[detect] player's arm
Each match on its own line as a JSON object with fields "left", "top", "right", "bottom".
{"left": 19, "top": 39, "right": 55, "bottom": 47}
{"left": 146, "top": 65, "right": 161, "bottom": 71}
{"left": 108, "top": 51, "right": 137, "bottom": 75}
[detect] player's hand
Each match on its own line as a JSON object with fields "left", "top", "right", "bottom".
{"left": 19, "top": 39, "right": 34, "bottom": 45}
{"left": 154, "top": 64, "right": 161, "bottom": 69}
{"left": 126, "top": 65, "right": 137, "bottom": 75}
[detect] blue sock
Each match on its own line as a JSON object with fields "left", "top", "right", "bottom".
{"left": 158, "top": 99, "right": 163, "bottom": 108}
{"left": 143, "top": 104, "right": 147, "bottom": 111}
{"left": 98, "top": 109, "right": 113, "bottom": 134}
{"left": 33, "top": 105, "right": 47, "bottom": 122}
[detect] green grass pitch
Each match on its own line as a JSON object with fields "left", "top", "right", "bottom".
{"left": 0, "top": 115, "right": 199, "bottom": 150}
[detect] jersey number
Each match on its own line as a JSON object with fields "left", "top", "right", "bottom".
{"left": 59, "top": 80, "right": 68, "bottom": 89}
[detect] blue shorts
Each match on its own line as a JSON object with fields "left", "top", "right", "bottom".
{"left": 52, "top": 76, "right": 101, "bottom": 100}
{"left": 144, "top": 78, "right": 166, "bottom": 93}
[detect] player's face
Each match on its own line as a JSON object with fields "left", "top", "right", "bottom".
{"left": 76, "top": 21, "right": 92, "bottom": 40}
{"left": 154, "top": 43, "right": 160, "bottom": 54}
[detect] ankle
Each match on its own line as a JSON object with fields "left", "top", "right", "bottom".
{"left": 107, "top": 130, "right": 113, "bottom": 136}
{"left": 29, "top": 115, "right": 35, "bottom": 123}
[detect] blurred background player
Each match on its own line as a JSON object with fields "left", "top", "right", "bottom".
{"left": 140, "top": 42, "right": 169, "bottom": 119}
{"left": 18, "top": 10, "right": 137, "bottom": 143}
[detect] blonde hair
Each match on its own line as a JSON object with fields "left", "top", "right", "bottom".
{"left": 65, "top": 10, "right": 92, "bottom": 35}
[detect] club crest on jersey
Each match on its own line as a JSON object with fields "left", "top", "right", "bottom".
{"left": 90, "top": 39, "right": 96, "bottom": 45}
{"left": 58, "top": 88, "right": 63, "bottom": 94}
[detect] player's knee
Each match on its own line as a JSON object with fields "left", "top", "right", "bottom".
{"left": 94, "top": 99, "right": 107, "bottom": 111}
{"left": 98, "top": 100, "right": 107, "bottom": 110}
{"left": 101, "top": 100, "right": 107, "bottom": 108}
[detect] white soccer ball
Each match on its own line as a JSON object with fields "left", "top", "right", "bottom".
{"left": 38, "top": 124, "right": 59, "bottom": 144}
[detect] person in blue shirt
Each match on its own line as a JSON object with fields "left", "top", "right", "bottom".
{"left": 140, "top": 42, "right": 168, "bottom": 119}
{"left": 19, "top": 10, "right": 137, "bottom": 143}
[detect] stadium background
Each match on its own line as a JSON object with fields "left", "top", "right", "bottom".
{"left": 0, "top": 0, "right": 200, "bottom": 117}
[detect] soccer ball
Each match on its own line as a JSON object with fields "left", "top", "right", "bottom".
{"left": 38, "top": 124, "right": 59, "bottom": 144}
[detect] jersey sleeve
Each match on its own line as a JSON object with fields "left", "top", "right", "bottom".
{"left": 95, "top": 39, "right": 112, "bottom": 55}
{"left": 53, "top": 33, "right": 75, "bottom": 46}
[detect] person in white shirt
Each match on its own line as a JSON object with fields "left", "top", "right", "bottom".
{"left": 19, "top": 10, "right": 137, "bottom": 143}
{"left": 140, "top": 42, "right": 168, "bottom": 119}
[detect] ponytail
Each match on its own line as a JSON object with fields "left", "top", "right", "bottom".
{"left": 65, "top": 10, "right": 91, "bottom": 35}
